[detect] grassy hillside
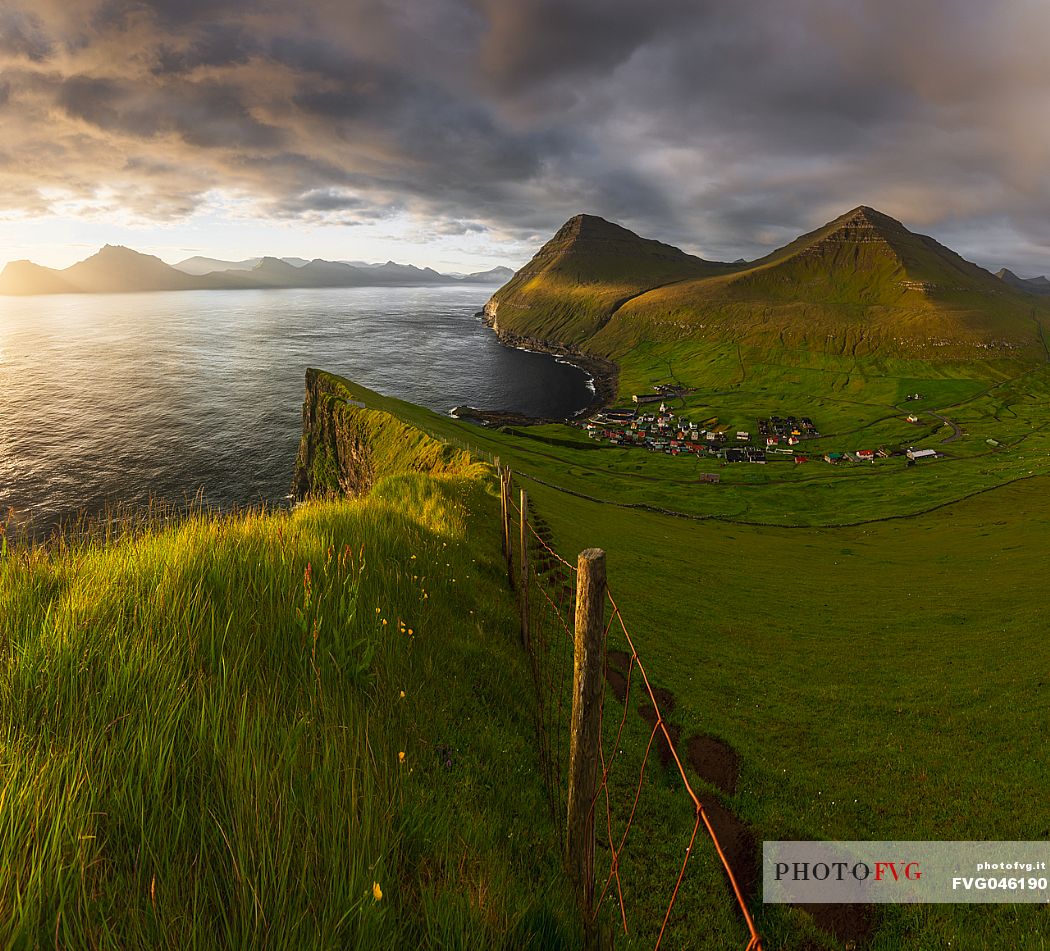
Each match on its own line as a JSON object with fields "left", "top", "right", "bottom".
{"left": 518, "top": 471, "right": 1050, "bottom": 950}
{"left": 316, "top": 371, "right": 1050, "bottom": 949}
{"left": 485, "top": 207, "right": 1050, "bottom": 364}
{"left": 484, "top": 214, "right": 730, "bottom": 343}
{"left": 0, "top": 416, "right": 576, "bottom": 947}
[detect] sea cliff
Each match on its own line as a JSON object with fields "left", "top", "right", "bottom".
{"left": 292, "top": 368, "right": 481, "bottom": 499}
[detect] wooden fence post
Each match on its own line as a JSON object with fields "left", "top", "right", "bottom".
{"left": 566, "top": 547, "right": 606, "bottom": 948}
{"left": 503, "top": 469, "right": 514, "bottom": 590}
{"left": 498, "top": 464, "right": 507, "bottom": 558}
{"left": 519, "top": 489, "right": 529, "bottom": 649}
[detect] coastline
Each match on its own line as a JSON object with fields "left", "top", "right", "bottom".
{"left": 450, "top": 310, "right": 619, "bottom": 427}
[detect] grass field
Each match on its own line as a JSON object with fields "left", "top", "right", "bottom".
{"left": 5, "top": 353, "right": 1046, "bottom": 949}
{"left": 315, "top": 364, "right": 1050, "bottom": 949}
{"left": 0, "top": 455, "right": 577, "bottom": 947}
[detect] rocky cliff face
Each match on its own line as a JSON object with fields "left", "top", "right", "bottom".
{"left": 293, "top": 369, "right": 482, "bottom": 501}
{"left": 293, "top": 369, "right": 376, "bottom": 500}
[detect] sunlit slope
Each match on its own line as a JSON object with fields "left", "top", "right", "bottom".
{"left": 0, "top": 409, "right": 573, "bottom": 946}
{"left": 488, "top": 207, "right": 1050, "bottom": 363}
{"left": 484, "top": 213, "right": 731, "bottom": 341}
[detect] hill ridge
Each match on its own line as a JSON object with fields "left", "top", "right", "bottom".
{"left": 485, "top": 205, "right": 1050, "bottom": 362}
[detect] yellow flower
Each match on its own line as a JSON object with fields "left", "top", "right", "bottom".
{"left": 372, "top": 882, "right": 383, "bottom": 901}
{"left": 375, "top": 607, "right": 381, "bottom": 614}
{"left": 398, "top": 751, "right": 405, "bottom": 763}
{"left": 399, "top": 690, "right": 405, "bottom": 699}
{"left": 382, "top": 619, "right": 388, "bottom": 626}
{"left": 408, "top": 629, "right": 414, "bottom": 636}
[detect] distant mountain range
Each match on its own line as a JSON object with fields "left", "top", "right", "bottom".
{"left": 0, "top": 247, "right": 515, "bottom": 295}
{"left": 994, "top": 268, "right": 1050, "bottom": 295}
{"left": 484, "top": 207, "right": 1050, "bottom": 362}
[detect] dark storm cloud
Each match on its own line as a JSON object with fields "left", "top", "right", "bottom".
{"left": 0, "top": 10, "right": 54, "bottom": 61}
{"left": 1, "top": 0, "right": 1049, "bottom": 270}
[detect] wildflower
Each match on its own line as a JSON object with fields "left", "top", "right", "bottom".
{"left": 376, "top": 607, "right": 381, "bottom": 614}
{"left": 399, "top": 690, "right": 405, "bottom": 699}
{"left": 373, "top": 882, "right": 383, "bottom": 901}
{"left": 398, "top": 751, "right": 405, "bottom": 763}
{"left": 410, "top": 554, "right": 416, "bottom": 560}
{"left": 408, "top": 628, "right": 414, "bottom": 636}
{"left": 382, "top": 619, "right": 388, "bottom": 626}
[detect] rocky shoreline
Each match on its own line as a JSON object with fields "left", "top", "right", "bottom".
{"left": 454, "top": 308, "right": 619, "bottom": 427}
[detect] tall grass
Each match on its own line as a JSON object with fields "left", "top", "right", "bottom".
{"left": 0, "top": 472, "right": 574, "bottom": 949}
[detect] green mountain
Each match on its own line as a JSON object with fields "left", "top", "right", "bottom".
{"left": 486, "top": 207, "right": 1050, "bottom": 361}
{"left": 483, "top": 213, "right": 730, "bottom": 343}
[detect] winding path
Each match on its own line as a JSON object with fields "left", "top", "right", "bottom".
{"left": 930, "top": 411, "right": 964, "bottom": 443}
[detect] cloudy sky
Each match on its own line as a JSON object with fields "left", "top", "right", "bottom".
{"left": 1, "top": 0, "right": 1049, "bottom": 274}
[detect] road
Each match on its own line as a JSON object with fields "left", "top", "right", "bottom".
{"left": 929, "top": 411, "right": 965, "bottom": 443}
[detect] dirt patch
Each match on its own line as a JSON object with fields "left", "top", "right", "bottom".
{"left": 685, "top": 734, "right": 741, "bottom": 796}
{"left": 698, "top": 796, "right": 758, "bottom": 902}
{"left": 646, "top": 685, "right": 676, "bottom": 715}
{"left": 638, "top": 704, "right": 682, "bottom": 769}
{"left": 605, "top": 668, "right": 628, "bottom": 703}
{"left": 794, "top": 903, "right": 876, "bottom": 947}
{"left": 606, "top": 649, "right": 631, "bottom": 673}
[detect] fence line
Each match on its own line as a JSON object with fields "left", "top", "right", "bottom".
{"left": 499, "top": 465, "right": 762, "bottom": 951}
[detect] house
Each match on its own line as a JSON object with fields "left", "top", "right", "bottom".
{"left": 856, "top": 449, "right": 875, "bottom": 462}
{"left": 787, "top": 436, "right": 800, "bottom": 446}
{"left": 824, "top": 452, "right": 843, "bottom": 464}
{"left": 766, "top": 436, "right": 780, "bottom": 446}
{"left": 794, "top": 455, "right": 809, "bottom": 464}
{"left": 736, "top": 431, "right": 750, "bottom": 441}
{"left": 906, "top": 414, "right": 920, "bottom": 423}
{"left": 698, "top": 473, "right": 720, "bottom": 484}
{"left": 632, "top": 393, "right": 663, "bottom": 404}
{"left": 907, "top": 448, "right": 938, "bottom": 461}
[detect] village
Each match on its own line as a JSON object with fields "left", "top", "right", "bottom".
{"left": 582, "top": 395, "right": 940, "bottom": 474}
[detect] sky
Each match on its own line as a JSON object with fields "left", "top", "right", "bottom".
{"left": 1, "top": 0, "right": 1049, "bottom": 275}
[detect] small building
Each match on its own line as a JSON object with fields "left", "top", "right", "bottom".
{"left": 736, "top": 431, "right": 750, "bottom": 441}
{"left": 906, "top": 414, "right": 920, "bottom": 424}
{"left": 907, "top": 448, "right": 938, "bottom": 461}
{"left": 698, "top": 473, "right": 720, "bottom": 484}
{"left": 794, "top": 455, "right": 809, "bottom": 464}
{"left": 824, "top": 452, "right": 843, "bottom": 464}
{"left": 856, "top": 449, "right": 875, "bottom": 462}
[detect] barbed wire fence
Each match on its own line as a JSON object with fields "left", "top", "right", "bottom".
{"left": 496, "top": 462, "right": 762, "bottom": 951}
